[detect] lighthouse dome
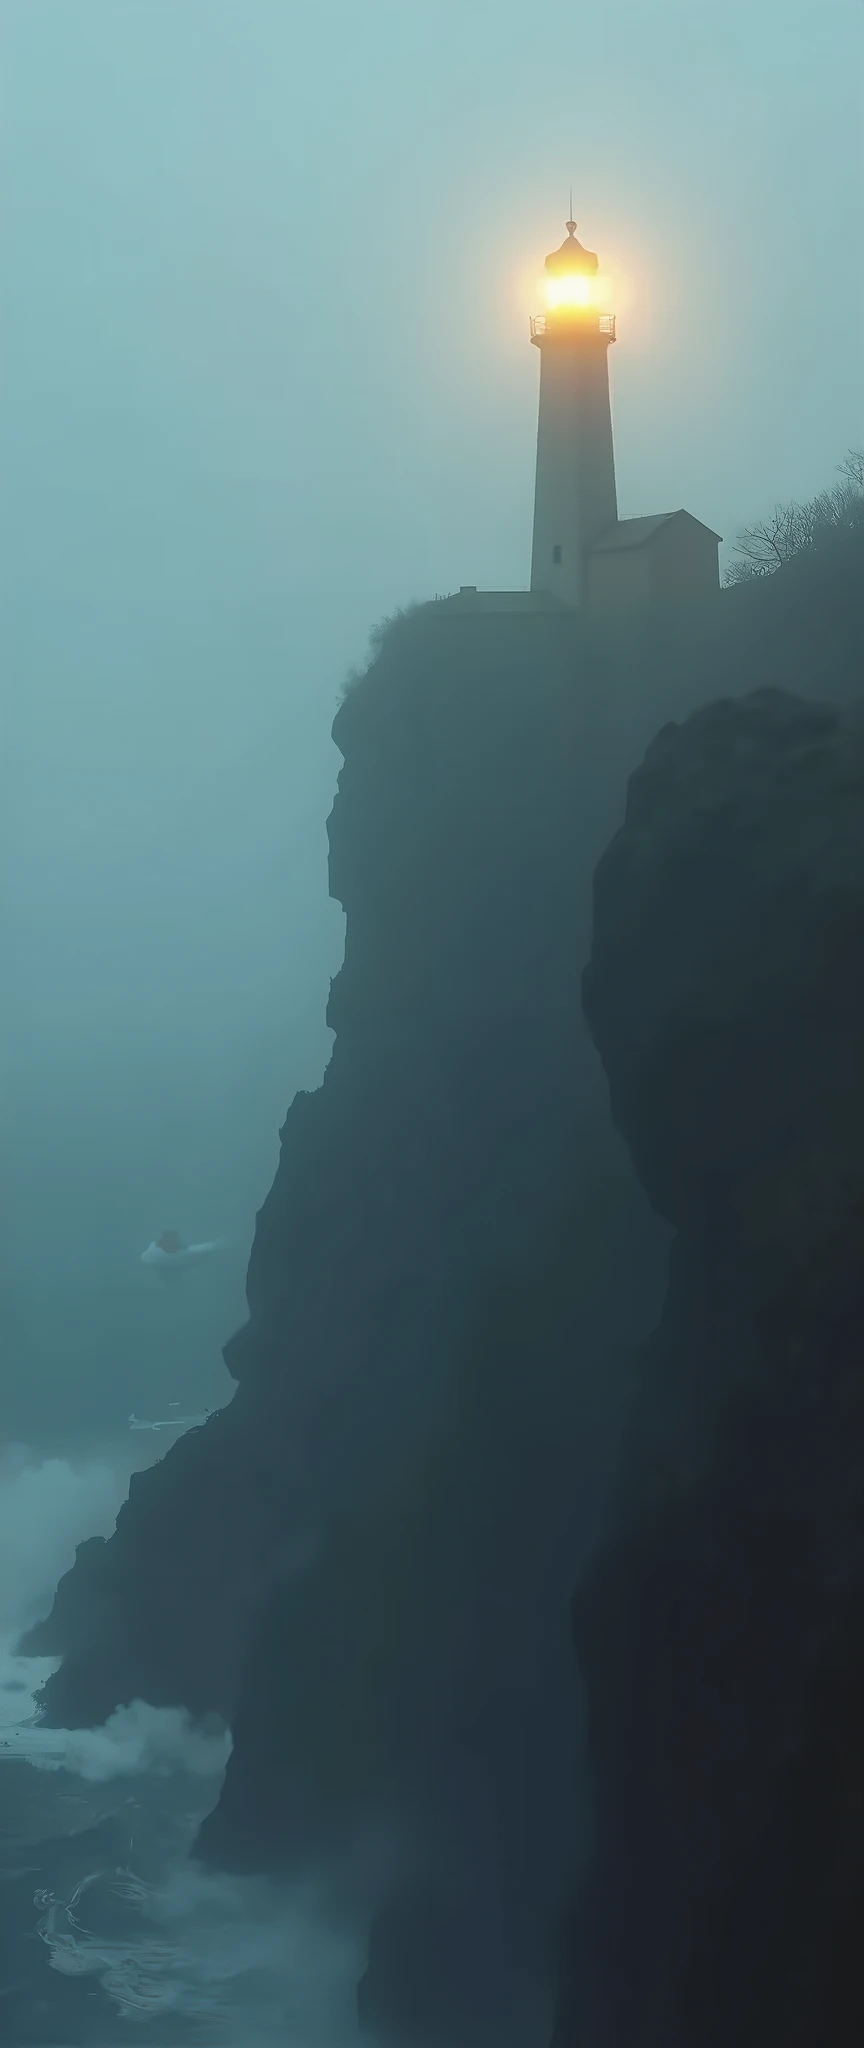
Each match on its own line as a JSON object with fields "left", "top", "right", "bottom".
{"left": 545, "top": 222, "right": 599, "bottom": 276}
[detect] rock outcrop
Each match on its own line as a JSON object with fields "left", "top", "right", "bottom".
{"left": 23, "top": 531, "right": 864, "bottom": 2042}
{"left": 558, "top": 685, "right": 864, "bottom": 2047}
{"left": 28, "top": 601, "right": 681, "bottom": 2040}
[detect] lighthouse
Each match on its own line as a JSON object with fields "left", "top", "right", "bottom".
{"left": 447, "top": 211, "right": 721, "bottom": 617}
{"left": 528, "top": 216, "right": 721, "bottom": 610}
{"left": 530, "top": 219, "right": 618, "bottom": 605}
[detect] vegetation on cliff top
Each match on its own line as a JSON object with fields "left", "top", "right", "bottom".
{"left": 725, "top": 448, "right": 864, "bottom": 585}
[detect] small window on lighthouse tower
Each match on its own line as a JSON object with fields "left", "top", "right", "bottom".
{"left": 552, "top": 544, "right": 562, "bottom": 565}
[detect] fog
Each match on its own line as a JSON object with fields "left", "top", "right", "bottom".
{"left": 4, "top": 2, "right": 861, "bottom": 1441}
{"left": 1, "top": 1, "right": 862, "bottom": 2040}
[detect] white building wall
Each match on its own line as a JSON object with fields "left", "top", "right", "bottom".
{"left": 586, "top": 546, "right": 651, "bottom": 611}
{"left": 530, "top": 329, "right": 618, "bottom": 607}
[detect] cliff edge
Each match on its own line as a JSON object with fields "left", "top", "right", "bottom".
{"left": 22, "top": 530, "right": 864, "bottom": 2043}
{"left": 558, "top": 685, "right": 864, "bottom": 2046}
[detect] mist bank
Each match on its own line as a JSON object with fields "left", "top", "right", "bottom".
{"left": 24, "top": 526, "right": 864, "bottom": 2041}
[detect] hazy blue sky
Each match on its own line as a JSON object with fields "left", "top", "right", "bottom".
{"left": 2, "top": 1, "right": 862, "bottom": 1309}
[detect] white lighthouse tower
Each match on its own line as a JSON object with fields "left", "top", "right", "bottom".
{"left": 530, "top": 218, "right": 618, "bottom": 606}
{"left": 447, "top": 211, "right": 721, "bottom": 618}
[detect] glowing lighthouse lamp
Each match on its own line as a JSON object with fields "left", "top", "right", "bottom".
{"left": 529, "top": 218, "right": 619, "bottom": 606}
{"left": 538, "top": 231, "right": 614, "bottom": 320}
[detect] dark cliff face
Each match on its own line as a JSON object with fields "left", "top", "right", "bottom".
{"left": 559, "top": 685, "right": 864, "bottom": 2048}
{"left": 24, "top": 533, "right": 863, "bottom": 2043}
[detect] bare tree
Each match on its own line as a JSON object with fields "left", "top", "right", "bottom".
{"left": 724, "top": 499, "right": 816, "bottom": 582}
{"left": 838, "top": 448, "right": 864, "bottom": 493}
{"left": 725, "top": 449, "right": 864, "bottom": 585}
{"left": 811, "top": 449, "right": 864, "bottom": 544}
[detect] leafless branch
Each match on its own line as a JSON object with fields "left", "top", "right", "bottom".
{"left": 724, "top": 449, "right": 864, "bottom": 585}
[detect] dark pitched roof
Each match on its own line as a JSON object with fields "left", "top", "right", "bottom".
{"left": 591, "top": 510, "right": 723, "bottom": 553}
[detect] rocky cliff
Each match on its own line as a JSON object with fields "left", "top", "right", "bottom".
{"left": 24, "top": 530, "right": 864, "bottom": 2042}
{"left": 557, "top": 683, "right": 864, "bottom": 2047}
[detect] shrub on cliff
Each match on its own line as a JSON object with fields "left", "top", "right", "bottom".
{"left": 338, "top": 601, "right": 426, "bottom": 700}
{"left": 724, "top": 448, "right": 864, "bottom": 585}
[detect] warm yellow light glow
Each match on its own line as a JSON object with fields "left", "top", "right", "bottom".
{"left": 545, "top": 272, "right": 595, "bottom": 310}
{"left": 541, "top": 270, "right": 615, "bottom": 314}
